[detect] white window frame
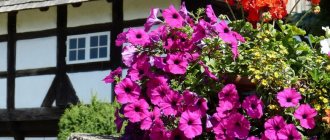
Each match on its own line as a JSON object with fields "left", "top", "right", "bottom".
{"left": 66, "top": 31, "right": 111, "bottom": 64}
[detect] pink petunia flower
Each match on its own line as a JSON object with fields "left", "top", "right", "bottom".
{"left": 159, "top": 91, "right": 183, "bottom": 116}
{"left": 242, "top": 95, "right": 264, "bottom": 119}
{"left": 103, "top": 67, "right": 122, "bottom": 83}
{"left": 149, "top": 118, "right": 169, "bottom": 140}
{"left": 122, "top": 45, "right": 137, "bottom": 67}
{"left": 277, "top": 124, "right": 302, "bottom": 140}
{"left": 277, "top": 88, "right": 302, "bottom": 108}
{"left": 182, "top": 91, "right": 208, "bottom": 117}
{"left": 144, "top": 8, "right": 162, "bottom": 32}
{"left": 216, "top": 100, "right": 238, "bottom": 118}
{"left": 206, "top": 5, "right": 217, "bottom": 24}
{"left": 162, "top": 5, "right": 184, "bottom": 28}
{"left": 169, "top": 128, "right": 192, "bottom": 140}
{"left": 294, "top": 104, "right": 317, "bottom": 129}
{"left": 226, "top": 113, "right": 250, "bottom": 139}
{"left": 179, "top": 2, "right": 189, "bottom": 20}
{"left": 127, "top": 60, "right": 151, "bottom": 81}
{"left": 179, "top": 111, "right": 203, "bottom": 139}
{"left": 126, "top": 28, "right": 150, "bottom": 46}
{"left": 264, "top": 116, "right": 287, "bottom": 140}
{"left": 123, "top": 99, "right": 149, "bottom": 123}
{"left": 149, "top": 85, "right": 171, "bottom": 105}
{"left": 213, "top": 118, "right": 234, "bottom": 140}
{"left": 247, "top": 136, "right": 260, "bottom": 140}
{"left": 218, "top": 84, "right": 239, "bottom": 106}
{"left": 115, "top": 31, "right": 127, "bottom": 46}
{"left": 114, "top": 78, "right": 141, "bottom": 104}
{"left": 141, "top": 107, "right": 161, "bottom": 130}
{"left": 165, "top": 53, "right": 189, "bottom": 75}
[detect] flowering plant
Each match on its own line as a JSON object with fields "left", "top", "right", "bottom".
{"left": 104, "top": 1, "right": 330, "bottom": 139}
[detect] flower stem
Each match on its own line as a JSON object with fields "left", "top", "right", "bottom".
{"left": 225, "top": 1, "right": 236, "bottom": 20}
{"left": 295, "top": 9, "right": 312, "bottom": 26}
{"left": 285, "top": 0, "right": 302, "bottom": 23}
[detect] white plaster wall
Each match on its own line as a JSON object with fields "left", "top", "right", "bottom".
{"left": 0, "top": 137, "right": 14, "bottom": 140}
{"left": 16, "top": 37, "right": 57, "bottom": 70}
{"left": 17, "top": 7, "right": 56, "bottom": 33}
{"left": 0, "top": 78, "right": 6, "bottom": 108}
{"left": 68, "top": 0, "right": 112, "bottom": 27}
{"left": 0, "top": 13, "right": 7, "bottom": 35}
{"left": 25, "top": 137, "right": 57, "bottom": 140}
{"left": 0, "top": 42, "right": 7, "bottom": 72}
{"left": 68, "top": 70, "right": 112, "bottom": 104}
{"left": 123, "top": 0, "right": 181, "bottom": 21}
{"left": 15, "top": 75, "right": 54, "bottom": 108}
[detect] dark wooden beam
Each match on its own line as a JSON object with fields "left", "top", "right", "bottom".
{"left": 15, "top": 67, "right": 56, "bottom": 77}
{"left": 7, "top": 11, "right": 17, "bottom": 110}
{"left": 0, "top": 108, "right": 64, "bottom": 122}
{"left": 0, "top": 34, "right": 7, "bottom": 42}
{"left": 0, "top": 120, "right": 59, "bottom": 137}
{"left": 66, "top": 61, "right": 111, "bottom": 73}
{"left": 123, "top": 18, "right": 146, "bottom": 28}
{"left": 110, "top": 0, "right": 123, "bottom": 102}
{"left": 16, "top": 29, "right": 56, "bottom": 40}
{"left": 67, "top": 22, "right": 112, "bottom": 36}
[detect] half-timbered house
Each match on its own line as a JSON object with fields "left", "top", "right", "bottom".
{"left": 0, "top": 0, "right": 312, "bottom": 139}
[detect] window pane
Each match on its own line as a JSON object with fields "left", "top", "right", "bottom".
{"left": 90, "top": 36, "right": 98, "bottom": 47}
{"left": 69, "top": 39, "right": 77, "bottom": 49}
{"left": 99, "top": 47, "right": 107, "bottom": 58}
{"left": 78, "top": 50, "right": 85, "bottom": 60}
{"left": 90, "top": 48, "right": 98, "bottom": 59}
{"left": 69, "top": 51, "right": 76, "bottom": 61}
{"left": 78, "top": 38, "right": 85, "bottom": 48}
{"left": 99, "top": 35, "right": 108, "bottom": 46}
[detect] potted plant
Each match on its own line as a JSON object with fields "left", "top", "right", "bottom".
{"left": 104, "top": 0, "right": 330, "bottom": 139}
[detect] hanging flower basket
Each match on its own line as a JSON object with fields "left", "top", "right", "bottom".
{"left": 103, "top": 0, "right": 330, "bottom": 139}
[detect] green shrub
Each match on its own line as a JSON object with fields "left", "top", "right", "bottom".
{"left": 58, "top": 95, "right": 122, "bottom": 140}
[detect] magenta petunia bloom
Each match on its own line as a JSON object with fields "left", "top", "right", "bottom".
{"left": 182, "top": 90, "right": 208, "bottom": 117}
{"left": 213, "top": 118, "right": 234, "bottom": 140}
{"left": 146, "top": 75, "right": 168, "bottom": 89}
{"left": 123, "top": 99, "right": 149, "bottom": 123}
{"left": 276, "top": 88, "right": 302, "bottom": 108}
{"left": 216, "top": 100, "right": 238, "bottom": 118}
{"left": 169, "top": 128, "right": 192, "bottom": 140}
{"left": 141, "top": 107, "right": 161, "bottom": 130}
{"left": 115, "top": 31, "right": 127, "bottom": 46}
{"left": 149, "top": 85, "right": 171, "bottom": 105}
{"left": 122, "top": 45, "right": 137, "bottom": 67}
{"left": 159, "top": 91, "right": 183, "bottom": 116}
{"left": 242, "top": 95, "right": 264, "bottom": 119}
{"left": 179, "top": 111, "right": 202, "bottom": 139}
{"left": 114, "top": 78, "right": 141, "bottom": 104}
{"left": 277, "top": 124, "right": 302, "bottom": 140}
{"left": 179, "top": 2, "right": 189, "bottom": 20}
{"left": 294, "top": 104, "right": 317, "bottom": 129}
{"left": 149, "top": 118, "right": 169, "bottom": 140}
{"left": 103, "top": 67, "right": 122, "bottom": 84}
{"left": 247, "top": 136, "right": 260, "bottom": 140}
{"left": 264, "top": 116, "right": 287, "bottom": 140}
{"left": 126, "top": 28, "right": 150, "bottom": 46}
{"left": 226, "top": 113, "right": 250, "bottom": 139}
{"left": 165, "top": 53, "right": 189, "bottom": 75}
{"left": 206, "top": 5, "right": 217, "bottom": 24}
{"left": 128, "top": 60, "right": 151, "bottom": 81}
{"left": 144, "top": 8, "right": 162, "bottom": 32}
{"left": 218, "top": 84, "right": 239, "bottom": 106}
{"left": 114, "top": 108, "right": 124, "bottom": 133}
{"left": 162, "top": 5, "right": 184, "bottom": 28}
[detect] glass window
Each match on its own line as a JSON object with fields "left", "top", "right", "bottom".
{"left": 67, "top": 32, "right": 110, "bottom": 64}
